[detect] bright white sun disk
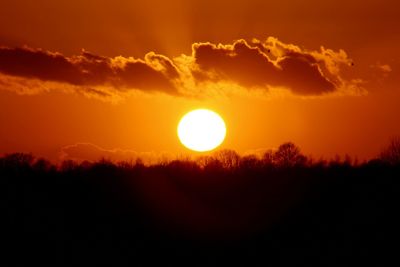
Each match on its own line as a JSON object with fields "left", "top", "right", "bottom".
{"left": 177, "top": 109, "right": 226, "bottom": 152}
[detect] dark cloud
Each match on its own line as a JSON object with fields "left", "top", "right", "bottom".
{"left": 192, "top": 40, "right": 336, "bottom": 95}
{"left": 0, "top": 38, "right": 360, "bottom": 99}
{"left": 0, "top": 46, "right": 180, "bottom": 95}
{"left": 0, "top": 47, "right": 83, "bottom": 84}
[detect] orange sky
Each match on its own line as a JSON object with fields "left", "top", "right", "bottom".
{"left": 0, "top": 0, "right": 399, "bottom": 162}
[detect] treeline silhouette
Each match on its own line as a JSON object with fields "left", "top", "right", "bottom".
{"left": 1, "top": 142, "right": 399, "bottom": 266}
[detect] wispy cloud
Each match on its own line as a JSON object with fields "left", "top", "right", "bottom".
{"left": 60, "top": 142, "right": 174, "bottom": 165}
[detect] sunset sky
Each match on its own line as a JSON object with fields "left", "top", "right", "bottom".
{"left": 0, "top": 0, "right": 399, "bottom": 162}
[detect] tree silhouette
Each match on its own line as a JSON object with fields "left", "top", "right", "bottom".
{"left": 239, "top": 155, "right": 262, "bottom": 169}
{"left": 273, "top": 142, "right": 307, "bottom": 167}
{"left": 32, "top": 158, "right": 53, "bottom": 172}
{"left": 1, "top": 153, "right": 35, "bottom": 173}
{"left": 380, "top": 136, "right": 400, "bottom": 165}
{"left": 262, "top": 150, "right": 274, "bottom": 166}
{"left": 213, "top": 149, "right": 240, "bottom": 169}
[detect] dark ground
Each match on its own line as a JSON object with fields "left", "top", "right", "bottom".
{"left": 1, "top": 151, "right": 399, "bottom": 266}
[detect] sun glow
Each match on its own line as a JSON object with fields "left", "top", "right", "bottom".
{"left": 177, "top": 109, "right": 226, "bottom": 152}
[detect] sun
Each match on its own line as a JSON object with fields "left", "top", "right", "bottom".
{"left": 177, "top": 109, "right": 226, "bottom": 152}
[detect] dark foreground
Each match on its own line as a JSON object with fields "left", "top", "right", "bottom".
{"left": 1, "top": 151, "right": 399, "bottom": 266}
